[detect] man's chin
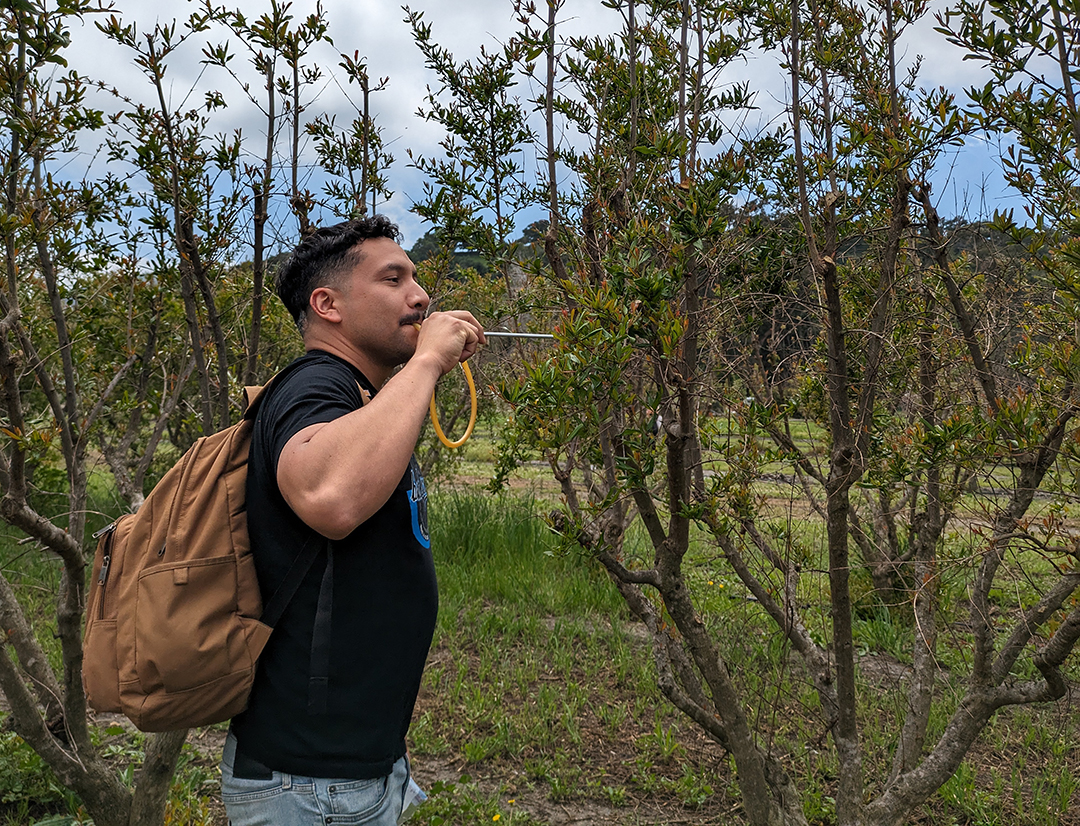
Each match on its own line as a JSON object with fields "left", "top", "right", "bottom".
{"left": 387, "top": 340, "right": 418, "bottom": 368}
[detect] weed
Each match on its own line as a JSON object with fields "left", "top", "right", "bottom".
{"left": 673, "top": 764, "right": 714, "bottom": 809}
{"left": 546, "top": 765, "right": 582, "bottom": 803}
{"left": 629, "top": 757, "right": 665, "bottom": 795}
{"left": 410, "top": 712, "right": 450, "bottom": 757}
{"left": 601, "top": 784, "right": 628, "bottom": 807}
{"left": 852, "top": 607, "right": 911, "bottom": 661}
{"left": 596, "top": 700, "right": 627, "bottom": 739}
{"left": 939, "top": 762, "right": 1004, "bottom": 825}
{"left": 167, "top": 745, "right": 221, "bottom": 822}
{"left": 462, "top": 740, "right": 492, "bottom": 764}
{"left": 637, "top": 719, "right": 682, "bottom": 765}
{"left": 414, "top": 777, "right": 538, "bottom": 826}
{"left": 0, "top": 731, "right": 81, "bottom": 821}
{"left": 803, "top": 786, "right": 836, "bottom": 825}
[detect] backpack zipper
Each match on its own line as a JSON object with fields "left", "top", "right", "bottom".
{"left": 97, "top": 554, "right": 111, "bottom": 586}
{"left": 92, "top": 521, "right": 116, "bottom": 540}
{"left": 92, "top": 523, "right": 117, "bottom": 619}
{"left": 95, "top": 552, "right": 111, "bottom": 620}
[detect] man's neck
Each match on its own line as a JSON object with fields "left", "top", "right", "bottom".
{"left": 303, "top": 334, "right": 392, "bottom": 388}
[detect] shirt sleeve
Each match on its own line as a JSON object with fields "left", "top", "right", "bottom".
{"left": 260, "top": 358, "right": 367, "bottom": 475}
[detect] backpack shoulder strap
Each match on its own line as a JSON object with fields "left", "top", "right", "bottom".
{"left": 242, "top": 366, "right": 371, "bottom": 420}
{"left": 259, "top": 537, "right": 325, "bottom": 628}
{"left": 242, "top": 383, "right": 268, "bottom": 416}
{"left": 248, "top": 365, "right": 370, "bottom": 715}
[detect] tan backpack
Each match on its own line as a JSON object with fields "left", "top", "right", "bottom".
{"left": 83, "top": 377, "right": 323, "bottom": 732}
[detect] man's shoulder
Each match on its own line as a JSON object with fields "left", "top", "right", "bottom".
{"left": 272, "top": 351, "right": 369, "bottom": 396}
{"left": 252, "top": 353, "right": 368, "bottom": 468}
{"left": 256, "top": 352, "right": 355, "bottom": 425}
{"left": 290, "top": 349, "right": 356, "bottom": 377}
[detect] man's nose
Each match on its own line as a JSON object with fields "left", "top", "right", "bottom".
{"left": 411, "top": 284, "right": 430, "bottom": 309}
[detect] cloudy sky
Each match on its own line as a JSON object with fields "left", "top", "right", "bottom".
{"left": 65, "top": 0, "right": 1020, "bottom": 248}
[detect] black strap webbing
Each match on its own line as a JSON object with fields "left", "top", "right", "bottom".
{"left": 252, "top": 371, "right": 365, "bottom": 716}
{"left": 256, "top": 536, "right": 335, "bottom": 716}
{"left": 259, "top": 537, "right": 323, "bottom": 628}
{"left": 308, "top": 543, "right": 334, "bottom": 715}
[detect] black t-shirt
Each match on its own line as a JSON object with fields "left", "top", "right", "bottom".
{"left": 230, "top": 350, "right": 438, "bottom": 779}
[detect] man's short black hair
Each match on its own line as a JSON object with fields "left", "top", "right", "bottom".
{"left": 276, "top": 215, "right": 402, "bottom": 332}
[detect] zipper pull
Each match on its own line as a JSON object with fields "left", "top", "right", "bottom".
{"left": 92, "top": 522, "right": 117, "bottom": 540}
{"left": 97, "top": 554, "right": 111, "bottom": 585}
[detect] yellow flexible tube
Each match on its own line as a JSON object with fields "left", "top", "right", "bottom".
{"left": 414, "top": 324, "right": 478, "bottom": 448}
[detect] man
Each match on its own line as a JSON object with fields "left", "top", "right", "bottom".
{"left": 220, "top": 216, "right": 483, "bottom": 825}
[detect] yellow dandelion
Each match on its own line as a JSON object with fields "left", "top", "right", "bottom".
{"left": 493, "top": 815, "right": 501, "bottom": 822}
{"left": 708, "top": 580, "right": 714, "bottom": 585}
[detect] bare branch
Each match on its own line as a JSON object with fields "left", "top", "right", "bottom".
{"left": 0, "top": 571, "right": 63, "bottom": 720}
{"left": 993, "top": 572, "right": 1080, "bottom": 683}
{"left": 1033, "top": 602, "right": 1080, "bottom": 678}
{"left": 82, "top": 353, "right": 138, "bottom": 436}
{"left": 0, "top": 496, "right": 82, "bottom": 567}
{"left": 595, "top": 545, "right": 661, "bottom": 588}
{"left": 713, "top": 526, "right": 838, "bottom": 721}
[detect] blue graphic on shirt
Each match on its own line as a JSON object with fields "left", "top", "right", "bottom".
{"left": 408, "top": 457, "right": 430, "bottom": 548}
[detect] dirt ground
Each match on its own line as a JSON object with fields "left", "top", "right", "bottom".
{"left": 159, "top": 670, "right": 744, "bottom": 826}
{"left": 69, "top": 650, "right": 1080, "bottom": 826}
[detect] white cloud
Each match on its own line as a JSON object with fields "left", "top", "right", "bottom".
{"left": 62, "top": 0, "right": 1020, "bottom": 249}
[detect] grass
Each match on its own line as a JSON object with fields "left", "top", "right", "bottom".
{"left": 407, "top": 490, "right": 748, "bottom": 824}
{"left": 0, "top": 731, "right": 82, "bottom": 825}
{"left": 0, "top": 441, "right": 1079, "bottom": 824}
{"left": 0, "top": 727, "right": 218, "bottom": 826}
{"left": 429, "top": 490, "right": 624, "bottom": 618}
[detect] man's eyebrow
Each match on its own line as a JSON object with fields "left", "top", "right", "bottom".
{"left": 381, "top": 261, "right": 417, "bottom": 277}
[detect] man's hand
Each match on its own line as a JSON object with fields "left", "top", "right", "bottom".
{"left": 412, "top": 311, "right": 485, "bottom": 376}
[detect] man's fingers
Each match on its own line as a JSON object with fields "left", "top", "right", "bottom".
{"left": 441, "top": 310, "right": 485, "bottom": 347}
{"left": 457, "top": 325, "right": 481, "bottom": 363}
{"left": 414, "top": 312, "right": 484, "bottom": 372}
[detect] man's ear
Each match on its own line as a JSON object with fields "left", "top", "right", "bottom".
{"left": 309, "top": 286, "right": 342, "bottom": 324}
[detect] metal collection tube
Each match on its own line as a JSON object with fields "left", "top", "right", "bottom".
{"left": 483, "top": 331, "right": 555, "bottom": 339}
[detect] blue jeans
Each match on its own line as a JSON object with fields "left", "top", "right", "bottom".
{"left": 220, "top": 732, "right": 410, "bottom": 826}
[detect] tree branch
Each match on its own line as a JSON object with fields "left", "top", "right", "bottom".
{"left": 0, "top": 571, "right": 63, "bottom": 721}
{"left": 0, "top": 496, "right": 82, "bottom": 568}
{"left": 992, "top": 572, "right": 1080, "bottom": 684}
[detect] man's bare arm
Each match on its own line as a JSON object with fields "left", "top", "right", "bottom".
{"left": 277, "top": 312, "right": 482, "bottom": 539}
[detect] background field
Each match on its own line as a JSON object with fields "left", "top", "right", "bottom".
{"left": 0, "top": 425, "right": 1076, "bottom": 826}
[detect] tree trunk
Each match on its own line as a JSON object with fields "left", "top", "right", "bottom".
{"left": 129, "top": 730, "right": 188, "bottom": 826}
